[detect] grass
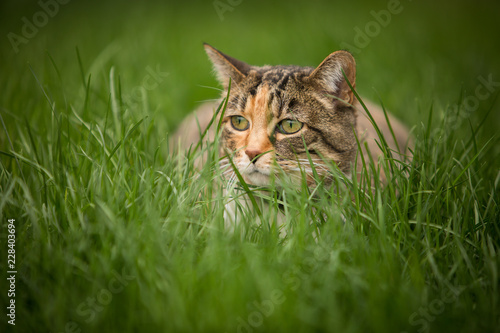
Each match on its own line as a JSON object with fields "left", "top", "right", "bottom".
{"left": 1, "top": 0, "right": 499, "bottom": 332}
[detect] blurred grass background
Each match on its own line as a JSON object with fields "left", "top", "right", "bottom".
{"left": 0, "top": 0, "right": 499, "bottom": 332}
{"left": 1, "top": 0, "right": 499, "bottom": 131}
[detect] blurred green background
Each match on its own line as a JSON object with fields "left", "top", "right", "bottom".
{"left": 1, "top": 0, "right": 499, "bottom": 134}
{"left": 1, "top": 0, "right": 499, "bottom": 332}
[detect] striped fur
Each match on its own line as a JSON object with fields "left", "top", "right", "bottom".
{"left": 174, "top": 45, "right": 410, "bottom": 189}
{"left": 205, "top": 44, "right": 358, "bottom": 187}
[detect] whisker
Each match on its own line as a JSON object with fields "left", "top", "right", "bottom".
{"left": 196, "top": 85, "right": 224, "bottom": 92}
{"left": 194, "top": 98, "right": 221, "bottom": 104}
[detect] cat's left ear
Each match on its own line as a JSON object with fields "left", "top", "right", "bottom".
{"left": 308, "top": 50, "right": 356, "bottom": 105}
{"left": 204, "top": 43, "right": 251, "bottom": 89}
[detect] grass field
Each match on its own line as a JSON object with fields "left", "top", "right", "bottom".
{"left": 1, "top": 0, "right": 499, "bottom": 332}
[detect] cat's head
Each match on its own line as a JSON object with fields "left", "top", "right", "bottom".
{"left": 205, "top": 44, "right": 358, "bottom": 187}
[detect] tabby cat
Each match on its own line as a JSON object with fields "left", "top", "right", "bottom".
{"left": 174, "top": 44, "right": 410, "bottom": 190}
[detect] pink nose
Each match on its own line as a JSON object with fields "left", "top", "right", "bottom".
{"left": 245, "top": 148, "right": 262, "bottom": 163}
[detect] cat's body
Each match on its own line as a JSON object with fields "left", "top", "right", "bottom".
{"left": 174, "top": 44, "right": 410, "bottom": 186}
{"left": 173, "top": 44, "right": 410, "bottom": 231}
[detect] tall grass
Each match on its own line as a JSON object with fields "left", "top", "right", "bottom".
{"left": 1, "top": 0, "right": 499, "bottom": 332}
{"left": 1, "top": 51, "right": 499, "bottom": 332}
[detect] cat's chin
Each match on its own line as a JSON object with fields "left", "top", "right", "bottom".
{"left": 243, "top": 170, "right": 271, "bottom": 187}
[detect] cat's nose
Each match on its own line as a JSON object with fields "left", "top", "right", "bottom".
{"left": 245, "top": 148, "right": 262, "bottom": 163}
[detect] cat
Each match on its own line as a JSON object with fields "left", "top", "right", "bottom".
{"left": 172, "top": 44, "right": 411, "bottom": 232}
{"left": 174, "top": 44, "right": 411, "bottom": 189}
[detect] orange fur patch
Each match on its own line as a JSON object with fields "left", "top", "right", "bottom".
{"left": 243, "top": 86, "right": 273, "bottom": 154}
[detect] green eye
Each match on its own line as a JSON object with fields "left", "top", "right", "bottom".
{"left": 277, "top": 119, "right": 303, "bottom": 134}
{"left": 230, "top": 116, "right": 250, "bottom": 131}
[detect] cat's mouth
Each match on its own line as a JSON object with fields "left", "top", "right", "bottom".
{"left": 242, "top": 164, "right": 271, "bottom": 186}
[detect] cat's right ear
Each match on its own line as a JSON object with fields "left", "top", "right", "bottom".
{"left": 308, "top": 50, "right": 356, "bottom": 105}
{"left": 204, "top": 43, "right": 250, "bottom": 89}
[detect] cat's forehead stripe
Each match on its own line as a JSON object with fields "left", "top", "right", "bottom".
{"left": 247, "top": 78, "right": 263, "bottom": 96}
{"left": 240, "top": 68, "right": 305, "bottom": 118}
{"left": 239, "top": 95, "right": 247, "bottom": 111}
{"left": 262, "top": 69, "right": 293, "bottom": 87}
{"left": 252, "top": 85, "right": 270, "bottom": 115}
{"left": 277, "top": 73, "right": 291, "bottom": 91}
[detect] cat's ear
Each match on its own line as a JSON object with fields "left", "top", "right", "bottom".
{"left": 204, "top": 43, "right": 251, "bottom": 89}
{"left": 308, "top": 50, "right": 356, "bottom": 105}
